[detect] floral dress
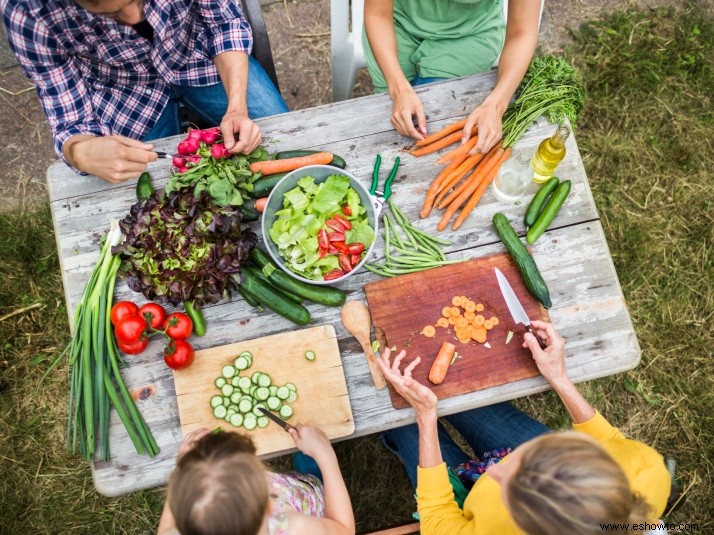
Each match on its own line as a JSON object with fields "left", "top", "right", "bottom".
{"left": 266, "top": 471, "right": 325, "bottom": 535}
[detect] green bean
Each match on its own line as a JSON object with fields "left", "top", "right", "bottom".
{"left": 405, "top": 224, "right": 452, "bottom": 246}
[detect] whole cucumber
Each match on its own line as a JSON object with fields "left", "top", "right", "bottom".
{"left": 492, "top": 212, "right": 551, "bottom": 308}
{"left": 526, "top": 180, "right": 571, "bottom": 244}
{"left": 249, "top": 172, "right": 290, "bottom": 198}
{"left": 240, "top": 267, "right": 311, "bottom": 325}
{"left": 524, "top": 176, "right": 559, "bottom": 228}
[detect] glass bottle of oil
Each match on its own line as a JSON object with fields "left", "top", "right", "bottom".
{"left": 531, "top": 125, "right": 571, "bottom": 183}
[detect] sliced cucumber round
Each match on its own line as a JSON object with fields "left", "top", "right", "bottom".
{"left": 257, "top": 416, "right": 269, "bottom": 428}
{"left": 220, "top": 384, "right": 234, "bottom": 397}
{"left": 214, "top": 377, "right": 227, "bottom": 389}
{"left": 255, "top": 386, "right": 270, "bottom": 401}
{"left": 210, "top": 395, "right": 224, "bottom": 409}
{"left": 243, "top": 414, "right": 257, "bottom": 430}
{"left": 257, "top": 373, "right": 271, "bottom": 388}
{"left": 213, "top": 405, "right": 228, "bottom": 419}
{"left": 279, "top": 405, "right": 294, "bottom": 420}
{"left": 222, "top": 365, "right": 236, "bottom": 379}
{"left": 305, "top": 350, "right": 316, "bottom": 361}
{"left": 238, "top": 398, "right": 253, "bottom": 413}
{"left": 234, "top": 356, "right": 250, "bottom": 371}
{"left": 285, "top": 382, "right": 297, "bottom": 392}
{"left": 229, "top": 413, "right": 244, "bottom": 428}
{"left": 276, "top": 386, "right": 290, "bottom": 400}
{"left": 266, "top": 396, "right": 281, "bottom": 411}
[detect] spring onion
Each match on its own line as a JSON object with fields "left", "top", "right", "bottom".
{"left": 67, "top": 222, "right": 159, "bottom": 461}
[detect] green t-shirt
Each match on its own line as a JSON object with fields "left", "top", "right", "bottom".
{"left": 363, "top": 0, "right": 506, "bottom": 92}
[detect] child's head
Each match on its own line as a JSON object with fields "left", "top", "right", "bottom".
{"left": 168, "top": 431, "right": 269, "bottom": 535}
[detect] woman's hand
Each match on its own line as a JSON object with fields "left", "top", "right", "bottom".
{"left": 177, "top": 428, "right": 210, "bottom": 460}
{"left": 376, "top": 348, "right": 438, "bottom": 419}
{"left": 220, "top": 111, "right": 262, "bottom": 155}
{"left": 288, "top": 424, "right": 336, "bottom": 463}
{"left": 523, "top": 320, "right": 568, "bottom": 385}
{"left": 462, "top": 98, "right": 505, "bottom": 154}
{"left": 390, "top": 86, "right": 427, "bottom": 140}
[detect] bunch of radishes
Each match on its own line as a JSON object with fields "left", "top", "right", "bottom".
{"left": 171, "top": 127, "right": 231, "bottom": 174}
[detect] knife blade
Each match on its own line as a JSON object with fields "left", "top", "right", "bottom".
{"left": 257, "top": 407, "right": 295, "bottom": 432}
{"left": 494, "top": 267, "right": 547, "bottom": 350}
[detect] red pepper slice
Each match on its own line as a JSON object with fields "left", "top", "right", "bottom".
{"left": 351, "top": 253, "right": 362, "bottom": 266}
{"left": 327, "top": 231, "right": 346, "bottom": 242}
{"left": 317, "top": 229, "right": 329, "bottom": 249}
{"left": 333, "top": 214, "right": 352, "bottom": 230}
{"left": 332, "top": 241, "right": 349, "bottom": 253}
{"left": 323, "top": 269, "right": 345, "bottom": 281}
{"left": 347, "top": 242, "right": 364, "bottom": 254}
{"left": 341, "top": 204, "right": 352, "bottom": 216}
{"left": 325, "top": 219, "right": 344, "bottom": 232}
{"left": 338, "top": 253, "right": 353, "bottom": 273}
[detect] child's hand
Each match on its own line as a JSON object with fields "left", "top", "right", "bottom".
{"left": 177, "top": 428, "right": 210, "bottom": 460}
{"left": 288, "top": 424, "right": 335, "bottom": 463}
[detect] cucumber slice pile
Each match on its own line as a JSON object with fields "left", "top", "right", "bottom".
{"left": 210, "top": 350, "right": 298, "bottom": 429}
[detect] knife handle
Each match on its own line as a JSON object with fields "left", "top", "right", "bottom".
{"left": 527, "top": 325, "right": 548, "bottom": 350}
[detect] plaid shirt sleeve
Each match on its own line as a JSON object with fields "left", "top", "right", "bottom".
{"left": 195, "top": 0, "right": 253, "bottom": 58}
{"left": 3, "top": 3, "right": 110, "bottom": 163}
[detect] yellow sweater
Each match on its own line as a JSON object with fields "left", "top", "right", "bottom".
{"left": 416, "top": 411, "right": 670, "bottom": 534}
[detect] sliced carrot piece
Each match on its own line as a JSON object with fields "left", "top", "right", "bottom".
{"left": 442, "top": 306, "right": 453, "bottom": 317}
{"left": 464, "top": 311, "right": 476, "bottom": 321}
{"left": 455, "top": 327, "right": 469, "bottom": 340}
{"left": 458, "top": 338, "right": 471, "bottom": 345}
{"left": 483, "top": 320, "right": 494, "bottom": 330}
{"left": 472, "top": 328, "right": 487, "bottom": 343}
{"left": 490, "top": 316, "right": 500, "bottom": 326}
{"left": 449, "top": 306, "right": 461, "bottom": 317}
{"left": 475, "top": 303, "right": 484, "bottom": 312}
{"left": 473, "top": 314, "right": 485, "bottom": 327}
{"left": 436, "top": 317, "right": 449, "bottom": 328}
{"left": 464, "top": 301, "right": 477, "bottom": 313}
{"left": 451, "top": 296, "right": 462, "bottom": 307}
{"left": 448, "top": 317, "right": 457, "bottom": 325}
{"left": 422, "top": 325, "right": 436, "bottom": 338}
{"left": 455, "top": 317, "right": 469, "bottom": 329}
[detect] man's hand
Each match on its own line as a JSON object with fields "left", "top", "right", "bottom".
{"left": 65, "top": 134, "right": 157, "bottom": 183}
{"left": 220, "top": 110, "right": 262, "bottom": 155}
{"left": 390, "top": 86, "right": 427, "bottom": 140}
{"left": 522, "top": 320, "right": 568, "bottom": 385}
{"left": 376, "top": 348, "right": 438, "bottom": 419}
{"left": 462, "top": 98, "right": 505, "bottom": 154}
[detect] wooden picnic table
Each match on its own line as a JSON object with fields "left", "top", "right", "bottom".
{"left": 47, "top": 70, "right": 640, "bottom": 497}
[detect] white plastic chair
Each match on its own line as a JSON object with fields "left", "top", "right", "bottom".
{"left": 331, "top": 0, "right": 366, "bottom": 102}
{"left": 330, "top": 0, "right": 544, "bottom": 102}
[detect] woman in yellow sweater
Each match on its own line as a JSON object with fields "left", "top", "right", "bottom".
{"left": 376, "top": 320, "right": 671, "bottom": 534}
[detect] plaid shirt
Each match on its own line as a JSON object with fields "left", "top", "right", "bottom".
{"left": 2, "top": 0, "right": 253, "bottom": 161}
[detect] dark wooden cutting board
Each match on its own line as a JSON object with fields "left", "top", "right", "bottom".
{"left": 364, "top": 253, "right": 550, "bottom": 409}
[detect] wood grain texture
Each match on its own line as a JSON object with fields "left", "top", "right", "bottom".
{"left": 45, "top": 72, "right": 641, "bottom": 496}
{"left": 365, "top": 253, "right": 549, "bottom": 408}
{"left": 173, "top": 325, "right": 354, "bottom": 455}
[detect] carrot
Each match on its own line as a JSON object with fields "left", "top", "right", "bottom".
{"left": 433, "top": 153, "right": 484, "bottom": 208}
{"left": 437, "top": 145, "right": 506, "bottom": 231}
{"left": 449, "top": 306, "right": 461, "bottom": 316}
{"left": 250, "top": 152, "right": 333, "bottom": 175}
{"left": 254, "top": 197, "right": 268, "bottom": 213}
{"left": 415, "top": 119, "right": 467, "bottom": 147}
{"left": 421, "top": 325, "right": 436, "bottom": 338}
{"left": 410, "top": 131, "right": 464, "bottom": 157}
{"left": 420, "top": 154, "right": 469, "bottom": 218}
{"left": 475, "top": 303, "right": 484, "bottom": 312}
{"left": 437, "top": 135, "right": 479, "bottom": 165}
{"left": 437, "top": 145, "right": 500, "bottom": 210}
{"left": 452, "top": 147, "right": 512, "bottom": 230}
{"left": 451, "top": 296, "right": 462, "bottom": 307}
{"left": 428, "top": 341, "right": 456, "bottom": 385}
{"left": 436, "top": 317, "right": 449, "bottom": 328}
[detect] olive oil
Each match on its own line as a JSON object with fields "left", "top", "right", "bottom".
{"left": 531, "top": 125, "right": 570, "bottom": 183}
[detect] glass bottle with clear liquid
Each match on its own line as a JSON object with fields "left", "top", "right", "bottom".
{"left": 492, "top": 150, "right": 532, "bottom": 204}
{"left": 531, "top": 125, "right": 570, "bottom": 183}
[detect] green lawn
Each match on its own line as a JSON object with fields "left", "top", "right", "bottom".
{"left": 0, "top": 5, "right": 712, "bottom": 534}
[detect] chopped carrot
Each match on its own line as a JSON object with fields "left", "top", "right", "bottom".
{"left": 415, "top": 119, "right": 467, "bottom": 147}
{"left": 483, "top": 320, "right": 494, "bottom": 330}
{"left": 473, "top": 314, "right": 485, "bottom": 327}
{"left": 451, "top": 296, "right": 462, "bottom": 307}
{"left": 250, "top": 152, "right": 333, "bottom": 175}
{"left": 449, "top": 306, "right": 461, "bottom": 317}
{"left": 454, "top": 327, "right": 469, "bottom": 339}
{"left": 422, "top": 325, "right": 436, "bottom": 338}
{"left": 475, "top": 303, "right": 484, "bottom": 312}
{"left": 490, "top": 316, "right": 500, "bottom": 326}
{"left": 436, "top": 317, "right": 449, "bottom": 328}
{"left": 458, "top": 338, "right": 471, "bottom": 345}
{"left": 428, "top": 341, "right": 457, "bottom": 385}
{"left": 455, "top": 317, "right": 469, "bottom": 329}
{"left": 442, "top": 306, "right": 453, "bottom": 317}
{"left": 472, "top": 328, "right": 487, "bottom": 343}
{"left": 448, "top": 317, "right": 457, "bottom": 325}
{"left": 464, "top": 301, "right": 477, "bottom": 313}
{"left": 464, "top": 311, "right": 476, "bottom": 321}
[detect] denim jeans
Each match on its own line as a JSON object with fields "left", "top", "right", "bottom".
{"left": 381, "top": 402, "right": 551, "bottom": 489}
{"left": 143, "top": 55, "right": 289, "bottom": 140}
{"left": 411, "top": 76, "right": 445, "bottom": 87}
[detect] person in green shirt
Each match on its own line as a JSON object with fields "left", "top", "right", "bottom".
{"left": 363, "top": 0, "right": 541, "bottom": 154}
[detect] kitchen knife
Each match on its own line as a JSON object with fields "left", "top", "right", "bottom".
{"left": 257, "top": 407, "right": 295, "bottom": 432}
{"left": 494, "top": 267, "right": 547, "bottom": 350}
{"left": 154, "top": 151, "right": 171, "bottom": 159}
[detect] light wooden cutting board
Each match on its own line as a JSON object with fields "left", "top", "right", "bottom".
{"left": 172, "top": 325, "right": 354, "bottom": 456}
{"left": 365, "top": 252, "right": 550, "bottom": 409}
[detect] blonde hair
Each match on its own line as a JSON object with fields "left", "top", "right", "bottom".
{"left": 168, "top": 431, "right": 270, "bottom": 535}
{"left": 506, "top": 432, "right": 653, "bottom": 535}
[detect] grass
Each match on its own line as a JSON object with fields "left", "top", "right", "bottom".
{"left": 0, "top": 4, "right": 712, "bottom": 533}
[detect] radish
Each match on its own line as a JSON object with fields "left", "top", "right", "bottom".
{"left": 200, "top": 129, "right": 219, "bottom": 145}
{"left": 177, "top": 166, "right": 189, "bottom": 173}
{"left": 210, "top": 143, "right": 226, "bottom": 159}
{"left": 186, "top": 129, "right": 202, "bottom": 140}
{"left": 184, "top": 138, "right": 200, "bottom": 154}
{"left": 172, "top": 156, "right": 186, "bottom": 168}
{"left": 176, "top": 141, "right": 192, "bottom": 155}
{"left": 187, "top": 154, "right": 202, "bottom": 165}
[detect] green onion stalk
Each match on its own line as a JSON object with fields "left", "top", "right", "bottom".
{"left": 67, "top": 221, "right": 159, "bottom": 461}
{"left": 365, "top": 199, "right": 466, "bottom": 277}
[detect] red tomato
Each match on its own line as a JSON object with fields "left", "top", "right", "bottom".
{"left": 164, "top": 339, "right": 195, "bottom": 370}
{"left": 333, "top": 213, "right": 352, "bottom": 230}
{"left": 351, "top": 253, "right": 362, "bottom": 266}
{"left": 138, "top": 302, "right": 166, "bottom": 330}
{"left": 341, "top": 204, "right": 352, "bottom": 216}
{"left": 325, "top": 219, "right": 344, "bottom": 232}
{"left": 110, "top": 301, "right": 139, "bottom": 326}
{"left": 323, "top": 269, "right": 345, "bottom": 281}
{"left": 115, "top": 315, "right": 148, "bottom": 345}
{"left": 346, "top": 242, "right": 364, "bottom": 254}
{"left": 338, "top": 253, "right": 353, "bottom": 273}
{"left": 327, "top": 231, "right": 345, "bottom": 242}
{"left": 332, "top": 241, "right": 349, "bottom": 253}
{"left": 117, "top": 337, "right": 148, "bottom": 355}
{"left": 163, "top": 312, "right": 193, "bottom": 340}
{"left": 317, "top": 228, "right": 330, "bottom": 249}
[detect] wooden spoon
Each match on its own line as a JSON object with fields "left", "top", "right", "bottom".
{"left": 341, "top": 301, "right": 387, "bottom": 390}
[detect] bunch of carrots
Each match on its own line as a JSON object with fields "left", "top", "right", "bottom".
{"left": 411, "top": 120, "right": 511, "bottom": 232}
